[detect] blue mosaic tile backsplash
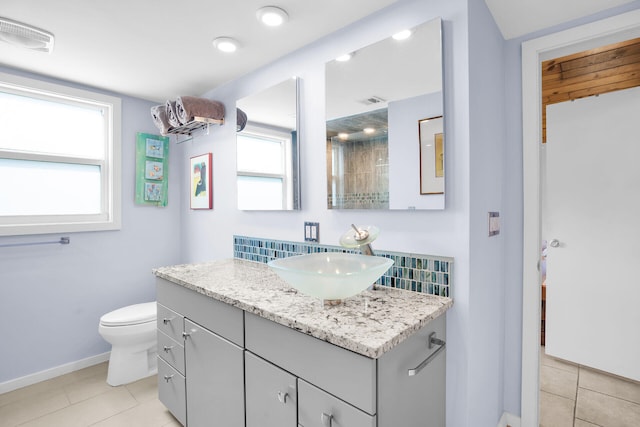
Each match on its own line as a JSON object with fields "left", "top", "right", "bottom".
{"left": 233, "top": 235, "right": 452, "bottom": 297}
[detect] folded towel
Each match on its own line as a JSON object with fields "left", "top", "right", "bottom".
{"left": 236, "top": 108, "right": 248, "bottom": 132}
{"left": 150, "top": 105, "right": 172, "bottom": 135}
{"left": 166, "top": 100, "right": 181, "bottom": 128}
{"left": 176, "top": 96, "right": 225, "bottom": 125}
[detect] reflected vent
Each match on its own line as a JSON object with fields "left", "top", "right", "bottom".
{"left": 359, "top": 96, "right": 386, "bottom": 105}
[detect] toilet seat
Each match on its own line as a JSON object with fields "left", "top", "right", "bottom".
{"left": 100, "top": 302, "right": 156, "bottom": 327}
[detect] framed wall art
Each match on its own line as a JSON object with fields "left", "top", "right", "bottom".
{"left": 135, "top": 132, "right": 169, "bottom": 206}
{"left": 418, "top": 116, "right": 444, "bottom": 195}
{"left": 190, "top": 153, "right": 212, "bottom": 209}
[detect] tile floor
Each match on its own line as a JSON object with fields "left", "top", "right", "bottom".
{"left": 0, "top": 363, "right": 180, "bottom": 427}
{"left": 540, "top": 346, "right": 640, "bottom": 427}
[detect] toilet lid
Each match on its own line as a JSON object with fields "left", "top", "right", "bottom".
{"left": 100, "top": 302, "right": 156, "bottom": 326}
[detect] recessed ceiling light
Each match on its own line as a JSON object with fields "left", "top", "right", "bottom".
{"left": 335, "top": 53, "right": 352, "bottom": 62}
{"left": 364, "top": 128, "right": 375, "bottom": 134}
{"left": 256, "top": 6, "right": 289, "bottom": 27}
{"left": 212, "top": 37, "right": 239, "bottom": 53}
{"left": 392, "top": 29, "right": 412, "bottom": 40}
{"left": 338, "top": 133, "right": 349, "bottom": 140}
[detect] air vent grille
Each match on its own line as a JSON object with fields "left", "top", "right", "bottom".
{"left": 359, "top": 96, "right": 386, "bottom": 105}
{"left": 0, "top": 17, "right": 54, "bottom": 53}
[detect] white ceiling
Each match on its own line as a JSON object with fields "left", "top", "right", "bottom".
{"left": 0, "top": 0, "right": 635, "bottom": 104}
{"left": 485, "top": 0, "right": 636, "bottom": 40}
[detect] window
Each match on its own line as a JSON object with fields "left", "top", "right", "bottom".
{"left": 236, "top": 126, "right": 293, "bottom": 210}
{"left": 0, "top": 72, "right": 121, "bottom": 236}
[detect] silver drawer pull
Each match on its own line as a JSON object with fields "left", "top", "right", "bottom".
{"left": 163, "top": 374, "right": 174, "bottom": 383}
{"left": 162, "top": 317, "right": 175, "bottom": 324}
{"left": 277, "top": 391, "right": 288, "bottom": 404}
{"left": 321, "top": 412, "right": 333, "bottom": 426}
{"left": 163, "top": 345, "right": 174, "bottom": 352}
{"left": 408, "top": 332, "right": 446, "bottom": 377}
{"left": 182, "top": 331, "right": 191, "bottom": 339}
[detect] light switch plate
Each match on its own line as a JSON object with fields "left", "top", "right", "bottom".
{"left": 304, "top": 222, "right": 319, "bottom": 242}
{"left": 488, "top": 212, "right": 500, "bottom": 236}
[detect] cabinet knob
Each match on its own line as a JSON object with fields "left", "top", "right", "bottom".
{"left": 277, "top": 391, "right": 288, "bottom": 404}
{"left": 163, "top": 345, "right": 174, "bottom": 352}
{"left": 182, "top": 331, "right": 191, "bottom": 339}
{"left": 162, "top": 317, "right": 174, "bottom": 324}
{"left": 321, "top": 412, "right": 333, "bottom": 426}
{"left": 163, "top": 374, "right": 174, "bottom": 383}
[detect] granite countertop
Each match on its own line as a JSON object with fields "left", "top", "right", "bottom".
{"left": 153, "top": 258, "right": 453, "bottom": 359}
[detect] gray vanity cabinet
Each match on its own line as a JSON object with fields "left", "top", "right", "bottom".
{"left": 156, "top": 276, "right": 447, "bottom": 427}
{"left": 184, "top": 319, "right": 244, "bottom": 427}
{"left": 156, "top": 278, "right": 245, "bottom": 427}
{"left": 245, "top": 351, "right": 297, "bottom": 427}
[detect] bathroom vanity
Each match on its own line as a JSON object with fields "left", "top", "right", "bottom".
{"left": 153, "top": 259, "right": 452, "bottom": 427}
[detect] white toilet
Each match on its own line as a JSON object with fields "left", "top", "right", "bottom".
{"left": 98, "top": 302, "right": 158, "bottom": 386}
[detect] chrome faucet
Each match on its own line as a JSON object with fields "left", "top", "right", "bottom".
{"left": 340, "top": 224, "right": 379, "bottom": 256}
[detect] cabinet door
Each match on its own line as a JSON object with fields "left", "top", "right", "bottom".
{"left": 184, "top": 319, "right": 244, "bottom": 427}
{"left": 298, "top": 380, "right": 376, "bottom": 427}
{"left": 246, "top": 351, "right": 297, "bottom": 427}
{"left": 377, "top": 315, "right": 445, "bottom": 427}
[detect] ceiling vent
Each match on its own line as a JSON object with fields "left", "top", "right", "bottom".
{"left": 359, "top": 96, "right": 386, "bottom": 105}
{"left": 0, "top": 17, "right": 54, "bottom": 53}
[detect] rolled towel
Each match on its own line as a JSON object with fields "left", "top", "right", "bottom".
{"left": 150, "top": 104, "right": 172, "bottom": 135}
{"left": 236, "top": 108, "right": 247, "bottom": 132}
{"left": 176, "top": 96, "right": 225, "bottom": 125}
{"left": 166, "top": 100, "right": 181, "bottom": 128}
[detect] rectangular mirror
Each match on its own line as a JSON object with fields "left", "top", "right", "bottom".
{"left": 326, "top": 17, "right": 444, "bottom": 210}
{"left": 236, "top": 77, "right": 301, "bottom": 210}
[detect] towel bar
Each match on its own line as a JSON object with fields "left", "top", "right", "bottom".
{"left": 0, "top": 236, "right": 70, "bottom": 248}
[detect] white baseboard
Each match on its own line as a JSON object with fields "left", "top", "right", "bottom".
{"left": 498, "top": 412, "right": 521, "bottom": 427}
{"left": 0, "top": 352, "right": 110, "bottom": 394}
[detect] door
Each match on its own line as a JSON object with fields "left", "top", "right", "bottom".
{"left": 184, "top": 319, "right": 244, "bottom": 427}
{"left": 545, "top": 86, "right": 640, "bottom": 381}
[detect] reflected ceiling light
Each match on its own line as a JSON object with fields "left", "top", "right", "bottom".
{"left": 0, "top": 17, "right": 54, "bottom": 53}
{"left": 338, "top": 133, "right": 349, "bottom": 140}
{"left": 335, "top": 53, "right": 352, "bottom": 62}
{"left": 212, "top": 37, "right": 239, "bottom": 53}
{"left": 256, "top": 6, "right": 289, "bottom": 27}
{"left": 364, "top": 127, "right": 375, "bottom": 134}
{"left": 392, "top": 29, "right": 412, "bottom": 40}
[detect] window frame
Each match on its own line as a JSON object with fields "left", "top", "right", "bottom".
{"left": 0, "top": 72, "right": 121, "bottom": 236}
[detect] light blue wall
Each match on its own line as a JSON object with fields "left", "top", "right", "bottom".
{"left": 0, "top": 68, "right": 182, "bottom": 384}
{"left": 179, "top": 0, "right": 489, "bottom": 425}
{"left": 467, "top": 1, "right": 507, "bottom": 425}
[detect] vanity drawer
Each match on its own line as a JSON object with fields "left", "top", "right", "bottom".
{"left": 157, "top": 303, "right": 184, "bottom": 343}
{"left": 298, "top": 379, "right": 376, "bottom": 427}
{"left": 245, "top": 312, "right": 376, "bottom": 415}
{"left": 158, "top": 357, "right": 186, "bottom": 426}
{"left": 157, "top": 330, "right": 184, "bottom": 375}
{"left": 156, "top": 278, "right": 244, "bottom": 346}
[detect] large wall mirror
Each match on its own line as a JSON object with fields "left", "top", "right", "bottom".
{"left": 236, "top": 77, "right": 301, "bottom": 210}
{"left": 326, "top": 17, "right": 444, "bottom": 210}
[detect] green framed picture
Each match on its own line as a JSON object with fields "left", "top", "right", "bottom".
{"left": 135, "top": 132, "right": 169, "bottom": 206}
